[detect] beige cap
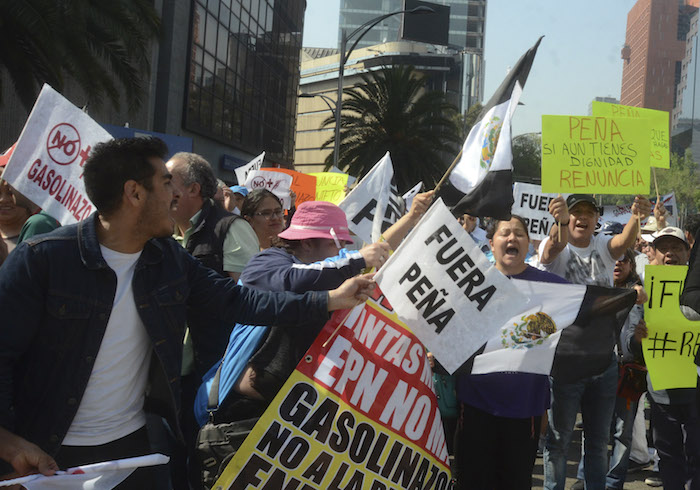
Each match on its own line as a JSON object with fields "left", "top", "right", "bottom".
{"left": 640, "top": 216, "right": 659, "bottom": 233}
{"left": 652, "top": 226, "right": 689, "bottom": 248}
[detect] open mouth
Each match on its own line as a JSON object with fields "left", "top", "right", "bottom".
{"left": 505, "top": 246, "right": 519, "bottom": 257}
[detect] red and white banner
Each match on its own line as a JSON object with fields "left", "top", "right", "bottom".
{"left": 213, "top": 291, "right": 452, "bottom": 489}
{"left": 1, "top": 84, "right": 112, "bottom": 225}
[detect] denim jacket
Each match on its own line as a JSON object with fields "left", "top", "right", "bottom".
{"left": 0, "top": 213, "right": 329, "bottom": 458}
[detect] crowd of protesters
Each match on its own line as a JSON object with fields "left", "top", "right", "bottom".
{"left": 0, "top": 137, "right": 700, "bottom": 490}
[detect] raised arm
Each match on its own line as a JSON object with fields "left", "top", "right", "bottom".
{"left": 383, "top": 191, "right": 434, "bottom": 250}
{"left": 609, "top": 196, "right": 651, "bottom": 260}
{"left": 540, "top": 195, "right": 570, "bottom": 265}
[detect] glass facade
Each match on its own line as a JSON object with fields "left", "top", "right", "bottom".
{"left": 186, "top": 0, "right": 305, "bottom": 166}
{"left": 338, "top": 0, "right": 485, "bottom": 51}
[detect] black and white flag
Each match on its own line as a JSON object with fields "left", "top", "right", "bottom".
{"left": 465, "top": 280, "right": 635, "bottom": 382}
{"left": 450, "top": 37, "right": 543, "bottom": 220}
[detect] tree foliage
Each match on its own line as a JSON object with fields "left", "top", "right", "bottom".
{"left": 512, "top": 133, "right": 542, "bottom": 184}
{"left": 454, "top": 103, "right": 482, "bottom": 141}
{"left": 321, "top": 65, "right": 461, "bottom": 192}
{"left": 598, "top": 149, "right": 700, "bottom": 225}
{"left": 655, "top": 149, "right": 700, "bottom": 223}
{"left": 0, "top": 0, "right": 160, "bottom": 112}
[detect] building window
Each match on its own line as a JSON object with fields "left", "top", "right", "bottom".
{"left": 185, "top": 0, "right": 305, "bottom": 166}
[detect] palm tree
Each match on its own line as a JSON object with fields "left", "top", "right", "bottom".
{"left": 321, "top": 65, "right": 461, "bottom": 192}
{"left": 0, "top": 0, "right": 160, "bottom": 112}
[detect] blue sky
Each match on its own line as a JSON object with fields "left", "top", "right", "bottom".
{"left": 303, "top": 0, "right": 638, "bottom": 136}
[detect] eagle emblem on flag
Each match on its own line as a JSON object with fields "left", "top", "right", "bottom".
{"left": 480, "top": 116, "right": 502, "bottom": 169}
{"left": 501, "top": 311, "right": 557, "bottom": 349}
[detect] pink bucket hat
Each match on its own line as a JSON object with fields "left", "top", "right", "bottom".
{"left": 277, "top": 201, "right": 354, "bottom": 243}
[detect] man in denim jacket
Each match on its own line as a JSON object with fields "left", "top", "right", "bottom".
{"left": 0, "top": 137, "right": 371, "bottom": 487}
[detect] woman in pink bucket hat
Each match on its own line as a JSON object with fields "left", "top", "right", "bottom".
{"left": 193, "top": 193, "right": 433, "bottom": 478}
{"left": 277, "top": 200, "right": 355, "bottom": 251}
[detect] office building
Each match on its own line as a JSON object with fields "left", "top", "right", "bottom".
{"left": 338, "top": 0, "right": 486, "bottom": 107}
{"left": 339, "top": 0, "right": 485, "bottom": 51}
{"left": 295, "top": 41, "right": 467, "bottom": 172}
{"left": 0, "top": 1, "right": 307, "bottom": 181}
{"left": 620, "top": 0, "right": 698, "bottom": 114}
{"left": 588, "top": 96, "right": 620, "bottom": 116}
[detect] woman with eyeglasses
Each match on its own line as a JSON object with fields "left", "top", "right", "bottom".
{"left": 240, "top": 189, "right": 286, "bottom": 250}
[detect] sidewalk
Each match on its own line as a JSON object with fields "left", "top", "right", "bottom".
{"left": 531, "top": 422, "right": 657, "bottom": 490}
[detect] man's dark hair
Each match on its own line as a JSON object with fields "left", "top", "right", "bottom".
{"left": 170, "top": 152, "right": 217, "bottom": 200}
{"left": 240, "top": 189, "right": 282, "bottom": 218}
{"left": 486, "top": 214, "right": 530, "bottom": 240}
{"left": 685, "top": 214, "right": 700, "bottom": 241}
{"left": 83, "top": 137, "right": 168, "bottom": 217}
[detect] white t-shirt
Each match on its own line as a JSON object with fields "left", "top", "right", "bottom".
{"left": 62, "top": 246, "right": 151, "bottom": 446}
{"left": 538, "top": 233, "right": 618, "bottom": 287}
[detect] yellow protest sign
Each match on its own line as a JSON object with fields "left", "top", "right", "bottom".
{"left": 592, "top": 101, "right": 670, "bottom": 169}
{"left": 214, "top": 288, "right": 451, "bottom": 489}
{"left": 541, "top": 115, "right": 650, "bottom": 195}
{"left": 643, "top": 265, "right": 700, "bottom": 390}
{"left": 310, "top": 171, "right": 349, "bottom": 205}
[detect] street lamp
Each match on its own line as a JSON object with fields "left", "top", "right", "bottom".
{"left": 299, "top": 92, "right": 337, "bottom": 119}
{"left": 333, "top": 6, "right": 435, "bottom": 168}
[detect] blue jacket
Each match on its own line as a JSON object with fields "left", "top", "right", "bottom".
{"left": 0, "top": 214, "right": 329, "bottom": 459}
{"left": 194, "top": 246, "right": 366, "bottom": 424}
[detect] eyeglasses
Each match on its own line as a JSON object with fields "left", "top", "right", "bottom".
{"left": 254, "top": 208, "right": 284, "bottom": 220}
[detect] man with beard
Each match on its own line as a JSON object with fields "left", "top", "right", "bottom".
{"left": 0, "top": 137, "right": 372, "bottom": 488}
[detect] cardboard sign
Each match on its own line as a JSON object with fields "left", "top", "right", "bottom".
{"left": 262, "top": 167, "right": 317, "bottom": 206}
{"left": 2, "top": 84, "right": 113, "bottom": 225}
{"left": 311, "top": 171, "right": 349, "bottom": 205}
{"left": 374, "top": 198, "right": 529, "bottom": 374}
{"left": 512, "top": 182, "right": 565, "bottom": 241}
{"left": 592, "top": 101, "right": 670, "bottom": 169}
{"left": 234, "top": 151, "right": 264, "bottom": 185}
{"left": 339, "top": 152, "right": 404, "bottom": 244}
{"left": 541, "top": 115, "right": 650, "bottom": 195}
{"left": 245, "top": 169, "right": 293, "bottom": 209}
{"left": 643, "top": 265, "right": 700, "bottom": 390}
{"left": 214, "top": 292, "right": 452, "bottom": 489}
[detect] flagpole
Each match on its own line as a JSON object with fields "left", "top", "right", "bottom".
{"left": 433, "top": 149, "right": 463, "bottom": 194}
{"left": 558, "top": 193, "right": 562, "bottom": 242}
{"left": 652, "top": 167, "right": 660, "bottom": 198}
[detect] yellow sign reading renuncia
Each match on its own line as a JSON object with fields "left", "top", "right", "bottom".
{"left": 541, "top": 115, "right": 650, "bottom": 195}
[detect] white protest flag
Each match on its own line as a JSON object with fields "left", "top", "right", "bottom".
{"left": 402, "top": 181, "right": 423, "bottom": 212}
{"left": 2, "top": 84, "right": 112, "bottom": 225}
{"left": 339, "top": 152, "right": 404, "bottom": 244}
{"left": 471, "top": 281, "right": 636, "bottom": 383}
{"left": 512, "top": 182, "right": 565, "bottom": 240}
{"left": 244, "top": 168, "right": 293, "bottom": 208}
{"left": 0, "top": 454, "right": 169, "bottom": 490}
{"left": 234, "top": 151, "right": 265, "bottom": 185}
{"left": 374, "top": 198, "right": 529, "bottom": 373}
{"left": 449, "top": 37, "right": 542, "bottom": 220}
